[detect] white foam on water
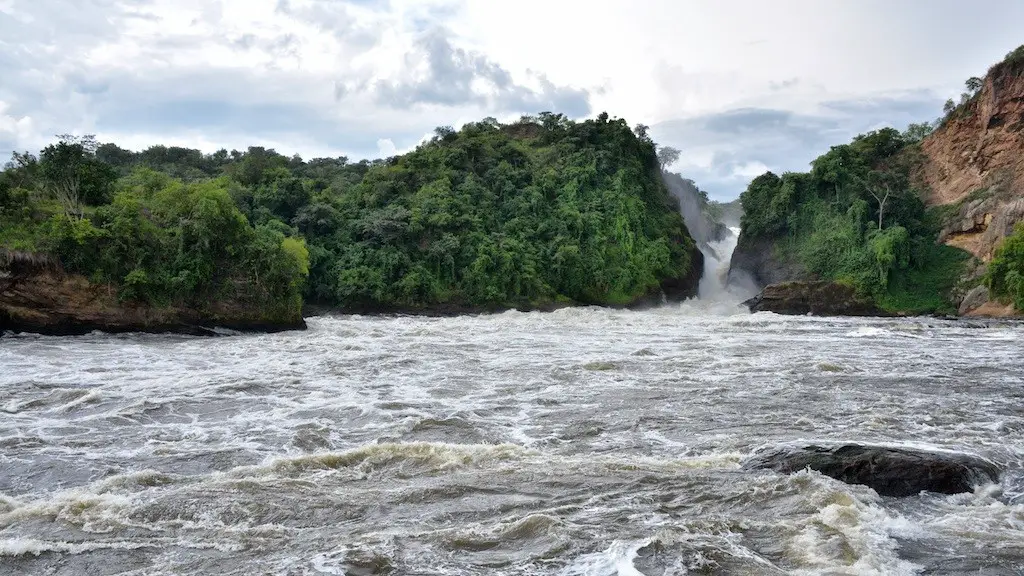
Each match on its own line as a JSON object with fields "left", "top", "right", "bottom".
{"left": 1, "top": 304, "right": 1023, "bottom": 573}
{"left": 0, "top": 536, "right": 244, "bottom": 557}
{"left": 788, "top": 496, "right": 923, "bottom": 576}
{"left": 0, "top": 537, "right": 156, "bottom": 557}
{"left": 560, "top": 540, "right": 646, "bottom": 576}
{"left": 846, "top": 326, "right": 892, "bottom": 338}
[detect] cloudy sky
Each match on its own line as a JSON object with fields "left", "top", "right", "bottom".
{"left": 2, "top": 0, "right": 1022, "bottom": 200}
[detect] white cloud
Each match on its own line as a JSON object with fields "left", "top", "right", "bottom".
{"left": 0, "top": 101, "right": 34, "bottom": 145}
{"left": 2, "top": 0, "right": 1024, "bottom": 199}
{"left": 731, "top": 161, "right": 770, "bottom": 179}
{"left": 376, "top": 138, "right": 397, "bottom": 157}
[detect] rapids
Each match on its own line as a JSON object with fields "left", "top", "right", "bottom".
{"left": 1, "top": 306, "right": 1023, "bottom": 574}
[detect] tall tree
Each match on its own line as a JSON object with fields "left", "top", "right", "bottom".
{"left": 657, "top": 146, "right": 681, "bottom": 170}
{"left": 39, "top": 135, "right": 104, "bottom": 219}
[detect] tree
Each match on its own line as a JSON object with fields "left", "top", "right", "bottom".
{"left": 985, "top": 223, "right": 1024, "bottom": 310}
{"left": 39, "top": 135, "right": 103, "bottom": 219}
{"left": 657, "top": 146, "right": 681, "bottom": 170}
{"left": 633, "top": 123, "right": 650, "bottom": 142}
{"left": 943, "top": 98, "right": 956, "bottom": 115}
{"left": 811, "top": 144, "right": 858, "bottom": 204}
{"left": 869, "top": 183, "right": 892, "bottom": 230}
{"left": 95, "top": 143, "right": 137, "bottom": 169}
{"left": 902, "top": 122, "right": 933, "bottom": 143}
{"left": 433, "top": 125, "right": 456, "bottom": 142}
{"left": 863, "top": 168, "right": 911, "bottom": 230}
{"left": 965, "top": 76, "right": 984, "bottom": 95}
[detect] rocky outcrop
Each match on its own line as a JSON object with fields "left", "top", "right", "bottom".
{"left": 0, "top": 266, "right": 305, "bottom": 336}
{"left": 965, "top": 299, "right": 1019, "bottom": 318}
{"left": 662, "top": 242, "right": 704, "bottom": 301}
{"left": 743, "top": 443, "right": 1002, "bottom": 497}
{"left": 742, "top": 281, "right": 886, "bottom": 316}
{"left": 727, "top": 234, "right": 807, "bottom": 288}
{"left": 958, "top": 285, "right": 990, "bottom": 315}
{"left": 922, "top": 54, "right": 1024, "bottom": 208}
{"left": 939, "top": 192, "right": 1024, "bottom": 262}
{"left": 922, "top": 52, "right": 1024, "bottom": 265}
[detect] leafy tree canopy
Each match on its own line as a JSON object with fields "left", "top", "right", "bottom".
{"left": 1, "top": 113, "right": 699, "bottom": 315}
{"left": 737, "top": 124, "right": 970, "bottom": 313}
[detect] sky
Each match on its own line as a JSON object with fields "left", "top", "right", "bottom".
{"left": 1, "top": 0, "right": 1023, "bottom": 200}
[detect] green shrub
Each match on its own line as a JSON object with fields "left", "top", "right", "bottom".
{"left": 985, "top": 223, "right": 1024, "bottom": 309}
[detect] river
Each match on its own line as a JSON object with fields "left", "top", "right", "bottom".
{"left": 2, "top": 295, "right": 1023, "bottom": 575}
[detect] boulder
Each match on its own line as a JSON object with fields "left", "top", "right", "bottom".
{"left": 743, "top": 443, "right": 1002, "bottom": 497}
{"left": 742, "top": 281, "right": 887, "bottom": 316}
{"left": 958, "top": 285, "right": 990, "bottom": 315}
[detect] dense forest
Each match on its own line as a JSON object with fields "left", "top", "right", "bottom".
{"left": 737, "top": 125, "right": 970, "bottom": 314}
{"left": 0, "top": 113, "right": 700, "bottom": 318}
{"left": 737, "top": 45, "right": 1024, "bottom": 314}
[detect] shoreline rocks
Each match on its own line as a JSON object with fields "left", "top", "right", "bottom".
{"left": 1, "top": 270, "right": 305, "bottom": 337}
{"left": 743, "top": 443, "right": 1002, "bottom": 497}
{"left": 742, "top": 281, "right": 888, "bottom": 316}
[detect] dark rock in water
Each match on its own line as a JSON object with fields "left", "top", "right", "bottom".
{"left": 743, "top": 443, "right": 1002, "bottom": 497}
{"left": 1, "top": 269, "right": 305, "bottom": 336}
{"left": 743, "top": 281, "right": 887, "bottom": 316}
{"left": 342, "top": 549, "right": 394, "bottom": 575}
{"left": 728, "top": 234, "right": 807, "bottom": 288}
{"left": 632, "top": 539, "right": 789, "bottom": 575}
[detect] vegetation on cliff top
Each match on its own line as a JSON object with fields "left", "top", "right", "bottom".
{"left": 1, "top": 113, "right": 697, "bottom": 316}
{"left": 0, "top": 137, "right": 310, "bottom": 323}
{"left": 738, "top": 126, "right": 971, "bottom": 314}
{"left": 936, "top": 44, "right": 1024, "bottom": 128}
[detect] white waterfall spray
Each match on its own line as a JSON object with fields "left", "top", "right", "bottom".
{"left": 694, "top": 226, "right": 759, "bottom": 308}
{"left": 660, "top": 169, "right": 757, "bottom": 307}
{"left": 698, "top": 226, "right": 741, "bottom": 300}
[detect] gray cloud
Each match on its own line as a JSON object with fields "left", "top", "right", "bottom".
{"left": 651, "top": 91, "right": 944, "bottom": 201}
{"left": 0, "top": 0, "right": 417, "bottom": 160}
{"left": 275, "top": 0, "right": 380, "bottom": 49}
{"left": 373, "top": 27, "right": 590, "bottom": 116}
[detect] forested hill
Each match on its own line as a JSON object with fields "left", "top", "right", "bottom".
{"left": 731, "top": 124, "right": 973, "bottom": 315}
{"left": 731, "top": 45, "right": 1024, "bottom": 316}
{"left": 1, "top": 113, "right": 702, "bottom": 329}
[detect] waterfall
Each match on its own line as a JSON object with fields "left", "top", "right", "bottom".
{"left": 697, "top": 226, "right": 737, "bottom": 299}
{"left": 696, "top": 226, "right": 758, "bottom": 303}
{"left": 659, "top": 170, "right": 756, "bottom": 306}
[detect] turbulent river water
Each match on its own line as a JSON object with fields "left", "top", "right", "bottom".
{"left": 2, "top": 263, "right": 1024, "bottom": 574}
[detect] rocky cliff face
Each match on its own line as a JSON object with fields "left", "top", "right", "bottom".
{"left": 919, "top": 53, "right": 1024, "bottom": 315}
{"left": 742, "top": 281, "right": 886, "bottom": 317}
{"left": 0, "top": 255, "right": 305, "bottom": 335}
{"left": 922, "top": 55, "right": 1024, "bottom": 262}
{"left": 728, "top": 235, "right": 809, "bottom": 289}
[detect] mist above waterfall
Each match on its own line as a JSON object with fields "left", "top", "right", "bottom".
{"left": 661, "top": 170, "right": 757, "bottom": 301}
{"left": 662, "top": 171, "right": 727, "bottom": 247}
